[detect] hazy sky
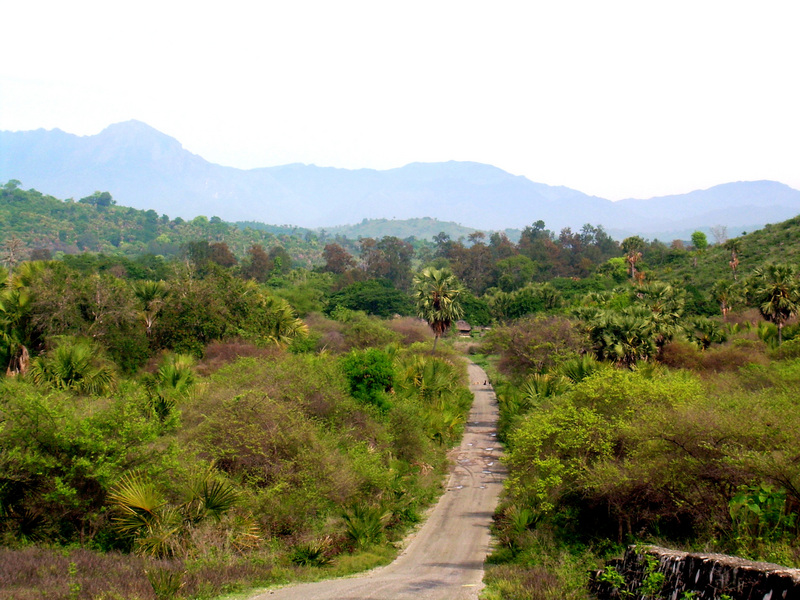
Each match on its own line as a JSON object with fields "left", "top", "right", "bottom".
{"left": 2, "top": 1, "right": 798, "bottom": 200}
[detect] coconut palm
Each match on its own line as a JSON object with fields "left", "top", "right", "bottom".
{"left": 634, "top": 281, "right": 685, "bottom": 353}
{"left": 146, "top": 353, "right": 196, "bottom": 422}
{"left": 751, "top": 264, "right": 800, "bottom": 344}
{"left": 689, "top": 316, "right": 727, "bottom": 350}
{"left": 412, "top": 267, "right": 464, "bottom": 350}
{"left": 0, "top": 283, "right": 32, "bottom": 376}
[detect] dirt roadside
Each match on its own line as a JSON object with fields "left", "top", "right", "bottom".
{"left": 246, "top": 362, "right": 505, "bottom": 600}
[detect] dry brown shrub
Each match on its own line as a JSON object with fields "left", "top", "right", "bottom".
{"left": 319, "top": 330, "right": 348, "bottom": 353}
{"left": 661, "top": 337, "right": 768, "bottom": 374}
{"left": 700, "top": 339, "right": 768, "bottom": 373}
{"left": 304, "top": 312, "right": 348, "bottom": 352}
{"left": 659, "top": 340, "right": 703, "bottom": 369}
{"left": 484, "top": 563, "right": 561, "bottom": 600}
{"left": 385, "top": 316, "right": 432, "bottom": 345}
{"left": 197, "top": 340, "right": 279, "bottom": 375}
{"left": 0, "top": 547, "right": 153, "bottom": 600}
{"left": 724, "top": 308, "right": 761, "bottom": 327}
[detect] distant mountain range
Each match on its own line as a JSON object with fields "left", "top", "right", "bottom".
{"left": 2, "top": 120, "right": 800, "bottom": 240}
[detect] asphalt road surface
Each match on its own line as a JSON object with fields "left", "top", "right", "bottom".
{"left": 248, "top": 363, "right": 505, "bottom": 600}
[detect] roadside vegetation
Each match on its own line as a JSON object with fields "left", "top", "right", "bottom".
{"left": 3, "top": 181, "right": 800, "bottom": 599}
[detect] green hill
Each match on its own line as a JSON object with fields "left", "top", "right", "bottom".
{"left": 0, "top": 181, "right": 321, "bottom": 265}
{"left": 323, "top": 217, "right": 477, "bottom": 241}
{"left": 647, "top": 215, "right": 800, "bottom": 287}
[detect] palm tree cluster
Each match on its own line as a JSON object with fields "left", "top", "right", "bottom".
{"left": 751, "top": 264, "right": 800, "bottom": 344}
{"left": 578, "top": 282, "right": 686, "bottom": 368}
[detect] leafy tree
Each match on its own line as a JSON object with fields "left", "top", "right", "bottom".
{"left": 340, "top": 348, "right": 394, "bottom": 410}
{"left": 495, "top": 255, "right": 537, "bottom": 292}
{"left": 267, "top": 245, "right": 292, "bottom": 276}
{"left": 751, "top": 264, "right": 800, "bottom": 344}
{"left": 690, "top": 231, "right": 707, "bottom": 251}
{"left": 208, "top": 242, "right": 237, "bottom": 268}
{"left": 691, "top": 231, "right": 708, "bottom": 268}
{"left": 326, "top": 279, "right": 413, "bottom": 317}
{"left": 412, "top": 267, "right": 464, "bottom": 350}
{"left": 241, "top": 244, "right": 271, "bottom": 282}
{"left": 79, "top": 191, "right": 115, "bottom": 207}
{"left": 482, "top": 315, "right": 586, "bottom": 379}
{"left": 360, "top": 236, "right": 414, "bottom": 290}
{"left": 322, "top": 242, "right": 355, "bottom": 274}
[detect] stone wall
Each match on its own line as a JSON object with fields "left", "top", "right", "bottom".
{"left": 589, "top": 545, "right": 800, "bottom": 600}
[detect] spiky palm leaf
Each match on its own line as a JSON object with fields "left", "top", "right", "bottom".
{"left": 521, "top": 373, "right": 568, "bottom": 401}
{"left": 134, "top": 505, "right": 184, "bottom": 558}
{"left": 263, "top": 296, "right": 309, "bottom": 344}
{"left": 107, "top": 472, "right": 166, "bottom": 536}
{"left": 183, "top": 469, "right": 239, "bottom": 524}
{"left": 395, "top": 354, "right": 459, "bottom": 405}
{"left": 28, "top": 337, "right": 115, "bottom": 394}
{"left": 557, "top": 355, "right": 602, "bottom": 383}
{"left": 157, "top": 353, "right": 196, "bottom": 392}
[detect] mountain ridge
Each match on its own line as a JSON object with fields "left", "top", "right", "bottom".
{"left": 2, "top": 120, "right": 799, "bottom": 238}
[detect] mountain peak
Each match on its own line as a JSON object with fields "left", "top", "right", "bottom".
{"left": 2, "top": 121, "right": 800, "bottom": 237}
{"left": 97, "top": 120, "right": 181, "bottom": 146}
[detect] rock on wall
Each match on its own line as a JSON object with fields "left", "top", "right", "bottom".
{"left": 589, "top": 545, "right": 800, "bottom": 600}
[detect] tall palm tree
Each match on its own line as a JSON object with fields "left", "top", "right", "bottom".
{"left": 724, "top": 239, "right": 742, "bottom": 280}
{"left": 412, "top": 267, "right": 464, "bottom": 350}
{"left": 710, "top": 280, "right": 742, "bottom": 318}
{"left": 0, "top": 261, "right": 43, "bottom": 376}
{"left": 634, "top": 281, "right": 685, "bottom": 353}
{"left": 132, "top": 280, "right": 168, "bottom": 336}
{"left": 752, "top": 264, "right": 800, "bottom": 344}
{"left": 621, "top": 236, "right": 645, "bottom": 281}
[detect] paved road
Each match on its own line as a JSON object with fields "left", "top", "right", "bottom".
{"left": 249, "top": 363, "right": 505, "bottom": 600}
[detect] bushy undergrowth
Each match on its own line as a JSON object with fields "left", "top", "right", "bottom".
{"left": 1, "top": 325, "right": 473, "bottom": 597}
{"left": 486, "top": 340, "right": 800, "bottom": 599}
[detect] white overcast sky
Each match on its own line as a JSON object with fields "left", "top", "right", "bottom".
{"left": 2, "top": 0, "right": 799, "bottom": 200}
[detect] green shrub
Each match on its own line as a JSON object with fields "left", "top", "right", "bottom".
{"left": 341, "top": 348, "right": 395, "bottom": 411}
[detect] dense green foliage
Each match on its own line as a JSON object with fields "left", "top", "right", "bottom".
{"left": 5, "top": 181, "right": 800, "bottom": 599}
{"left": 0, "top": 200, "right": 479, "bottom": 597}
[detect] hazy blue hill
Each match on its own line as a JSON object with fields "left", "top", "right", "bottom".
{"left": 2, "top": 121, "right": 800, "bottom": 238}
